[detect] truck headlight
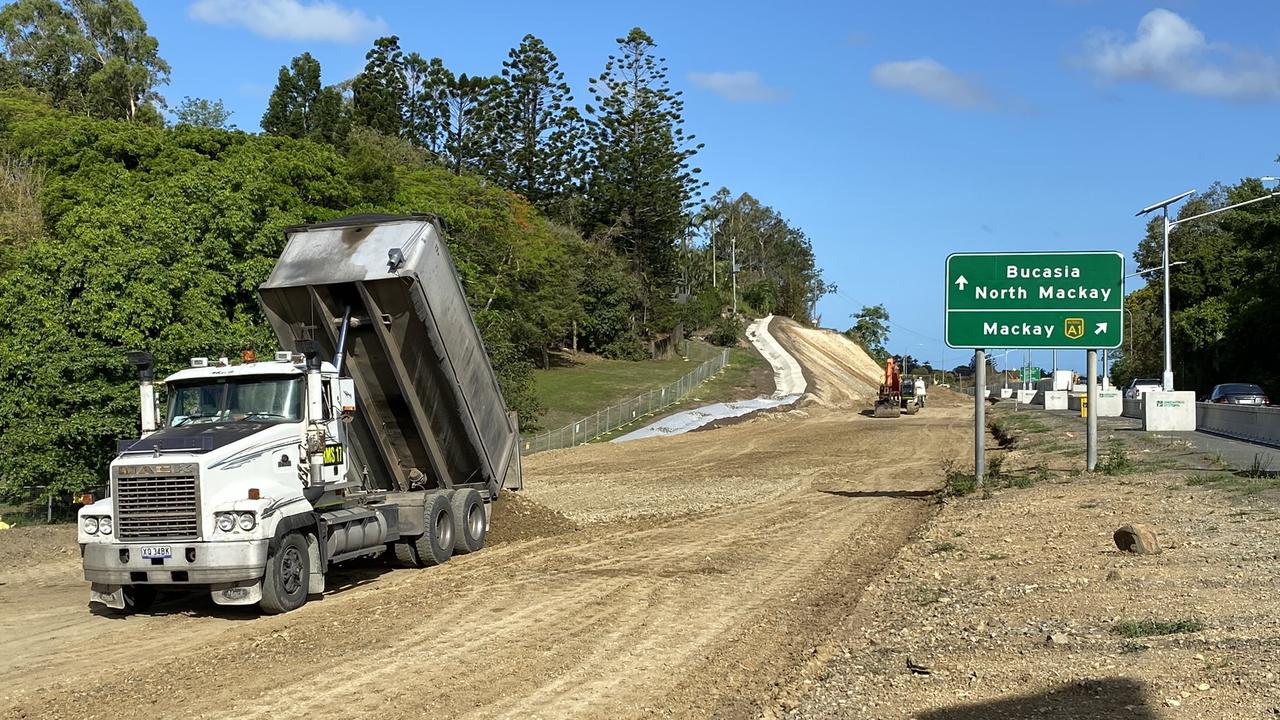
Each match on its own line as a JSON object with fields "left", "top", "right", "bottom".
{"left": 216, "top": 513, "right": 236, "bottom": 532}
{"left": 82, "top": 516, "right": 99, "bottom": 535}
{"left": 98, "top": 516, "right": 112, "bottom": 535}
{"left": 237, "top": 512, "right": 257, "bottom": 531}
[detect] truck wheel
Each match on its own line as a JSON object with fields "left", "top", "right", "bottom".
{"left": 450, "top": 488, "right": 486, "bottom": 554}
{"left": 394, "top": 492, "right": 453, "bottom": 568}
{"left": 122, "top": 585, "right": 156, "bottom": 613}
{"left": 260, "top": 532, "right": 310, "bottom": 615}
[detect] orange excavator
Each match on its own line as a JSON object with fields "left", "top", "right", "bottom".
{"left": 873, "top": 357, "right": 902, "bottom": 418}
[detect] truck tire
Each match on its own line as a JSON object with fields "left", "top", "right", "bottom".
{"left": 260, "top": 532, "right": 310, "bottom": 615}
{"left": 394, "top": 492, "right": 453, "bottom": 568}
{"left": 121, "top": 585, "right": 156, "bottom": 613}
{"left": 450, "top": 488, "right": 486, "bottom": 554}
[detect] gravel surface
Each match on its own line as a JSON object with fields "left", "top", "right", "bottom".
{"left": 782, "top": 405, "right": 1280, "bottom": 719}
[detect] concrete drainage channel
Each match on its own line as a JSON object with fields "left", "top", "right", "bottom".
{"left": 614, "top": 315, "right": 806, "bottom": 443}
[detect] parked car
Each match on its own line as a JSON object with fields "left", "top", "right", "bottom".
{"left": 1206, "top": 383, "right": 1270, "bottom": 405}
{"left": 1123, "top": 378, "right": 1162, "bottom": 399}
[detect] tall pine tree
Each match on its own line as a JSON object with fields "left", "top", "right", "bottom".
{"left": 403, "top": 52, "right": 449, "bottom": 154}
{"left": 440, "top": 70, "right": 497, "bottom": 175}
{"left": 585, "top": 27, "right": 704, "bottom": 326}
{"left": 489, "top": 34, "right": 585, "bottom": 221}
{"left": 260, "top": 52, "right": 347, "bottom": 145}
{"left": 351, "top": 35, "right": 407, "bottom": 136}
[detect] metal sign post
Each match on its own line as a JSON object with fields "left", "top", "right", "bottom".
{"left": 1086, "top": 349, "right": 1098, "bottom": 471}
{"left": 975, "top": 349, "right": 985, "bottom": 487}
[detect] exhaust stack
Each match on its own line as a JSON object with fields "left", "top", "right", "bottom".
{"left": 126, "top": 351, "right": 159, "bottom": 437}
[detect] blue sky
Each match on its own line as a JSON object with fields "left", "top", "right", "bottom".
{"left": 138, "top": 1, "right": 1280, "bottom": 372}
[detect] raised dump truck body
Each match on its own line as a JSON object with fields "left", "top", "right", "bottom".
{"left": 79, "top": 214, "right": 519, "bottom": 614}
{"left": 259, "top": 213, "right": 521, "bottom": 497}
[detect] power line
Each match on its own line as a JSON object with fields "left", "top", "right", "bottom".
{"left": 831, "top": 288, "right": 944, "bottom": 345}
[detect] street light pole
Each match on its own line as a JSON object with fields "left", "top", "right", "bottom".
{"left": 1160, "top": 206, "right": 1172, "bottom": 391}
{"left": 1137, "top": 184, "right": 1280, "bottom": 391}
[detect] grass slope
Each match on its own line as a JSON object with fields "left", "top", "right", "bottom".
{"left": 532, "top": 342, "right": 721, "bottom": 432}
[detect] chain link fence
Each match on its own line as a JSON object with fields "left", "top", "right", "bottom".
{"left": 520, "top": 348, "right": 731, "bottom": 455}
{"left": 1, "top": 485, "right": 95, "bottom": 525}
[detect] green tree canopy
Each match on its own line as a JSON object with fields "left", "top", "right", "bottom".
{"left": 584, "top": 27, "right": 705, "bottom": 327}
{"left": 351, "top": 35, "right": 407, "bottom": 136}
{"left": 172, "top": 96, "right": 232, "bottom": 129}
{"left": 261, "top": 52, "right": 347, "bottom": 145}
{"left": 488, "top": 35, "right": 585, "bottom": 221}
{"left": 845, "top": 304, "right": 890, "bottom": 360}
{"left": 0, "top": 0, "right": 168, "bottom": 121}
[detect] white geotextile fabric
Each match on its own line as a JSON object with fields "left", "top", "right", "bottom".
{"left": 613, "top": 315, "right": 805, "bottom": 443}
{"left": 745, "top": 315, "right": 807, "bottom": 397}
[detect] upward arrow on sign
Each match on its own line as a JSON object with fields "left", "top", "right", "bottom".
{"left": 1095, "top": 322, "right": 1108, "bottom": 335}
{"left": 954, "top": 275, "right": 968, "bottom": 291}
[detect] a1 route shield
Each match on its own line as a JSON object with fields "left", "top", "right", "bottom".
{"left": 946, "top": 251, "right": 1124, "bottom": 349}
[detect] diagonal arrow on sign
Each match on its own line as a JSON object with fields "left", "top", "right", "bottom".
{"left": 954, "top": 275, "right": 968, "bottom": 291}
{"left": 1094, "top": 322, "right": 1108, "bottom": 335}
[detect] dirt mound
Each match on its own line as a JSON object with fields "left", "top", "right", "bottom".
{"left": 769, "top": 318, "right": 882, "bottom": 408}
{"left": 0, "top": 524, "right": 78, "bottom": 571}
{"left": 926, "top": 385, "right": 969, "bottom": 407}
{"left": 486, "top": 491, "right": 578, "bottom": 545}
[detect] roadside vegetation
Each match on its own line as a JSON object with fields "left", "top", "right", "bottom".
{"left": 0, "top": 0, "right": 833, "bottom": 506}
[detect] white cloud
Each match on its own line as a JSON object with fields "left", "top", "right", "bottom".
{"left": 688, "top": 71, "right": 786, "bottom": 102}
{"left": 869, "top": 58, "right": 994, "bottom": 109}
{"left": 188, "top": 0, "right": 387, "bottom": 43}
{"left": 1079, "top": 8, "right": 1280, "bottom": 102}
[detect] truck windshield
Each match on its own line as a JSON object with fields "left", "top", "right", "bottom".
{"left": 168, "top": 376, "right": 304, "bottom": 426}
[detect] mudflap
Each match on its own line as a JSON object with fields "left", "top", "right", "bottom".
{"left": 90, "top": 583, "right": 125, "bottom": 610}
{"left": 211, "top": 579, "right": 264, "bottom": 606}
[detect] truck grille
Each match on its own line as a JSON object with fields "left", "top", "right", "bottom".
{"left": 114, "top": 476, "right": 200, "bottom": 540}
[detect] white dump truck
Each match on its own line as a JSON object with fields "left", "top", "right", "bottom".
{"left": 78, "top": 214, "right": 522, "bottom": 613}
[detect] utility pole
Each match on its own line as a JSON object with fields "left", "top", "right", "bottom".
{"left": 710, "top": 216, "right": 717, "bottom": 289}
{"left": 731, "top": 209, "right": 738, "bottom": 317}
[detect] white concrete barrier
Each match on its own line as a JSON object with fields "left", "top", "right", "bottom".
{"left": 1196, "top": 403, "right": 1280, "bottom": 447}
{"left": 1016, "top": 389, "right": 1037, "bottom": 405}
{"left": 999, "top": 388, "right": 1013, "bottom": 399}
{"left": 1096, "top": 390, "right": 1123, "bottom": 417}
{"left": 1143, "top": 391, "right": 1197, "bottom": 431}
{"left": 1044, "top": 390, "right": 1068, "bottom": 410}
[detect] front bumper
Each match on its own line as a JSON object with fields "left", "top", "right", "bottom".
{"left": 82, "top": 539, "right": 269, "bottom": 585}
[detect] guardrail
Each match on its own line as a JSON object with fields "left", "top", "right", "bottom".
{"left": 519, "top": 348, "right": 731, "bottom": 455}
{"left": 1196, "top": 402, "right": 1280, "bottom": 448}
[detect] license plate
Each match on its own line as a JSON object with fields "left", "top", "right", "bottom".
{"left": 141, "top": 546, "right": 172, "bottom": 559}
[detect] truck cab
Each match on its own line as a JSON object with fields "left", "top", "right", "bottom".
{"left": 79, "top": 353, "right": 358, "bottom": 612}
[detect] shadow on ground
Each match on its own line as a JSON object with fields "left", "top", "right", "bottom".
{"left": 819, "top": 489, "right": 935, "bottom": 500}
{"left": 917, "top": 678, "right": 1155, "bottom": 720}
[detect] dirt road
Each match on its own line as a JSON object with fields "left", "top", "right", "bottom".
{"left": 0, "top": 326, "right": 971, "bottom": 720}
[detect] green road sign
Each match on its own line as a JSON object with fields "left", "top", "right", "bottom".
{"left": 946, "top": 251, "right": 1124, "bottom": 349}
